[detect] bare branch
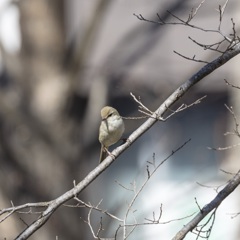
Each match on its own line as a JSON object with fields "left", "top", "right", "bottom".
{"left": 219, "top": 169, "right": 236, "bottom": 175}
{"left": 224, "top": 104, "right": 240, "bottom": 137}
{"left": 73, "top": 197, "right": 122, "bottom": 222}
{"left": 196, "top": 181, "right": 230, "bottom": 194}
{"left": 130, "top": 92, "right": 160, "bottom": 119}
{"left": 163, "top": 95, "right": 207, "bottom": 121}
{"left": 225, "top": 79, "right": 240, "bottom": 90}
{"left": 114, "top": 180, "right": 134, "bottom": 192}
{"left": 192, "top": 209, "right": 216, "bottom": 239}
{"left": 134, "top": 11, "right": 220, "bottom": 34}
{"left": 172, "top": 170, "right": 240, "bottom": 240}
{"left": 209, "top": 104, "right": 240, "bottom": 151}
{"left": 134, "top": 0, "right": 239, "bottom": 60}
{"left": 217, "top": 0, "right": 229, "bottom": 30}
{"left": 189, "top": 0, "right": 206, "bottom": 21}
{"left": 173, "top": 50, "right": 209, "bottom": 64}
{"left": 130, "top": 92, "right": 207, "bottom": 122}
{"left": 122, "top": 116, "right": 148, "bottom": 120}
{"left": 0, "top": 201, "right": 51, "bottom": 223}
{"left": 188, "top": 36, "right": 225, "bottom": 53}
{"left": 87, "top": 207, "right": 97, "bottom": 238}
{"left": 145, "top": 205, "right": 163, "bottom": 223}
{"left": 124, "top": 211, "right": 196, "bottom": 227}
{"left": 208, "top": 143, "right": 240, "bottom": 151}
{"left": 80, "top": 140, "right": 190, "bottom": 239}
{"left": 123, "top": 139, "right": 191, "bottom": 234}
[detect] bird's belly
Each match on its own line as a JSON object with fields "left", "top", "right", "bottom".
{"left": 100, "top": 119, "right": 124, "bottom": 147}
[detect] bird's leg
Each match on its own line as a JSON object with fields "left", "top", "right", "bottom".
{"left": 104, "top": 147, "right": 116, "bottom": 159}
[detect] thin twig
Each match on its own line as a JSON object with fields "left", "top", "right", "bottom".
{"left": 130, "top": 92, "right": 161, "bottom": 120}
{"left": 189, "top": 0, "right": 206, "bottom": 20}
{"left": 208, "top": 143, "right": 240, "bottom": 151}
{"left": 224, "top": 79, "right": 240, "bottom": 90}
{"left": 114, "top": 180, "right": 134, "bottom": 192}
{"left": 73, "top": 198, "right": 122, "bottom": 222}
{"left": 163, "top": 95, "right": 207, "bottom": 121}
{"left": 0, "top": 201, "right": 51, "bottom": 223}
{"left": 134, "top": 0, "right": 239, "bottom": 56}
{"left": 173, "top": 50, "right": 209, "bottom": 64}
{"left": 124, "top": 139, "right": 191, "bottom": 229}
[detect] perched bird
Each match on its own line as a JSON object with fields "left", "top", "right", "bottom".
{"left": 98, "top": 106, "right": 125, "bottom": 163}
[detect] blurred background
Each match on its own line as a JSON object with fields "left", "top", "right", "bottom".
{"left": 0, "top": 0, "right": 240, "bottom": 239}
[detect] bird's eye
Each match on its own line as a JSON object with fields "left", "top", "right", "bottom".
{"left": 108, "top": 113, "right": 113, "bottom": 117}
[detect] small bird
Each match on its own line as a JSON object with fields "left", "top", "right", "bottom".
{"left": 99, "top": 106, "right": 125, "bottom": 163}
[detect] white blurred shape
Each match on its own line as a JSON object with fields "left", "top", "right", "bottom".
{"left": 0, "top": 0, "right": 21, "bottom": 53}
